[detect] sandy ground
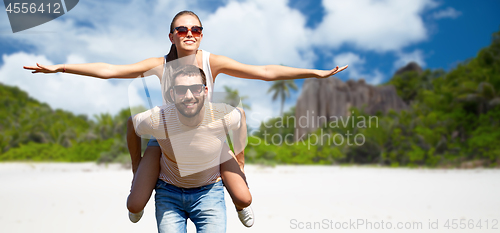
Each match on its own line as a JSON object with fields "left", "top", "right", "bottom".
{"left": 1, "top": 163, "right": 500, "bottom": 233}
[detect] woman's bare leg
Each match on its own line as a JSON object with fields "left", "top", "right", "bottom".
{"left": 220, "top": 142, "right": 252, "bottom": 211}
{"left": 126, "top": 145, "right": 161, "bottom": 213}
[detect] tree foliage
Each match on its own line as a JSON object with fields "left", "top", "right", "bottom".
{"left": 0, "top": 84, "right": 134, "bottom": 163}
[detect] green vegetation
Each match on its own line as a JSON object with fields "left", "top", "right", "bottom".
{"left": 0, "top": 84, "right": 140, "bottom": 163}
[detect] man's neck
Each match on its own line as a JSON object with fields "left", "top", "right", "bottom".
{"left": 177, "top": 104, "right": 205, "bottom": 127}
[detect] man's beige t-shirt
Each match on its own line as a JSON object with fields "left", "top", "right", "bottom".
{"left": 133, "top": 102, "right": 241, "bottom": 188}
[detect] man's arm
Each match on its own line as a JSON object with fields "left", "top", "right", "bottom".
{"left": 231, "top": 107, "right": 247, "bottom": 172}
{"left": 128, "top": 107, "right": 163, "bottom": 173}
{"left": 127, "top": 116, "right": 142, "bottom": 174}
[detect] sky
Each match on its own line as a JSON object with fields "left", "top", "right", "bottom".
{"left": 0, "top": 0, "right": 499, "bottom": 128}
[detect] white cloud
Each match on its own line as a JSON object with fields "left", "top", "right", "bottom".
{"left": 332, "top": 52, "right": 365, "bottom": 79}
{"left": 367, "top": 70, "right": 385, "bottom": 85}
{"left": 333, "top": 52, "right": 385, "bottom": 84}
{"left": 393, "top": 49, "right": 426, "bottom": 70}
{"left": 313, "top": 0, "right": 437, "bottom": 52}
{"left": 333, "top": 52, "right": 365, "bottom": 68}
{"left": 432, "top": 7, "right": 462, "bottom": 19}
{"left": 0, "top": 52, "right": 141, "bottom": 117}
{"left": 201, "top": 0, "right": 314, "bottom": 68}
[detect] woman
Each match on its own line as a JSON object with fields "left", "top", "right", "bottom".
{"left": 24, "top": 10, "right": 347, "bottom": 228}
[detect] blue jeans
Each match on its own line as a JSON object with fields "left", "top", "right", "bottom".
{"left": 148, "top": 138, "right": 160, "bottom": 147}
{"left": 155, "top": 179, "right": 226, "bottom": 233}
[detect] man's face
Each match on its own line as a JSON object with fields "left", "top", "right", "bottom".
{"left": 171, "top": 74, "right": 207, "bottom": 118}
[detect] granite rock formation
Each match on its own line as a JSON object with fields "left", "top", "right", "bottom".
{"left": 395, "top": 61, "right": 423, "bottom": 76}
{"left": 294, "top": 77, "right": 408, "bottom": 141}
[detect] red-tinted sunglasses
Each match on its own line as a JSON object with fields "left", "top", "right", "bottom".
{"left": 174, "top": 26, "right": 203, "bottom": 37}
{"left": 173, "top": 84, "right": 205, "bottom": 96}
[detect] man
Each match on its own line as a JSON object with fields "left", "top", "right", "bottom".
{"left": 131, "top": 65, "right": 248, "bottom": 232}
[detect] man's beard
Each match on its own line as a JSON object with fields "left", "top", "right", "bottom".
{"left": 175, "top": 97, "right": 205, "bottom": 118}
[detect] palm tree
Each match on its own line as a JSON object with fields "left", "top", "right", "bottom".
{"left": 222, "top": 86, "right": 251, "bottom": 110}
{"left": 457, "top": 81, "right": 500, "bottom": 114}
{"left": 268, "top": 80, "right": 298, "bottom": 116}
{"left": 94, "top": 113, "right": 114, "bottom": 140}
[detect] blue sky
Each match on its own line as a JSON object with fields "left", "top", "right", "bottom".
{"left": 0, "top": 0, "right": 499, "bottom": 128}
{"left": 285, "top": 0, "right": 500, "bottom": 85}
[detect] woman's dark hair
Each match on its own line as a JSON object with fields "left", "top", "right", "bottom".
{"left": 172, "top": 65, "right": 207, "bottom": 86}
{"left": 166, "top": 11, "right": 202, "bottom": 63}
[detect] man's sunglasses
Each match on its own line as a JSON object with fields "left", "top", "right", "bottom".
{"left": 174, "top": 26, "right": 203, "bottom": 37}
{"left": 173, "top": 84, "right": 205, "bottom": 96}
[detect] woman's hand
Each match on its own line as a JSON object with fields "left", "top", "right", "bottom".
{"left": 23, "top": 63, "right": 61, "bottom": 74}
{"left": 316, "top": 65, "right": 348, "bottom": 78}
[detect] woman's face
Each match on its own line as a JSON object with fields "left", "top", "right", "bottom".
{"left": 169, "top": 15, "right": 203, "bottom": 53}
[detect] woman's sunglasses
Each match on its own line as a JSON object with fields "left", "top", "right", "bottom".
{"left": 174, "top": 26, "right": 203, "bottom": 37}
{"left": 173, "top": 84, "right": 205, "bottom": 96}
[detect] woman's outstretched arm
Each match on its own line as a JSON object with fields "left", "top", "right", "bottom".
{"left": 210, "top": 54, "right": 348, "bottom": 81}
{"left": 23, "top": 57, "right": 164, "bottom": 79}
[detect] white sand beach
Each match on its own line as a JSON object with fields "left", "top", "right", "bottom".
{"left": 1, "top": 163, "right": 499, "bottom": 233}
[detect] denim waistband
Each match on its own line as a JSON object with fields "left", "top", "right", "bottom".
{"left": 157, "top": 179, "right": 223, "bottom": 193}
